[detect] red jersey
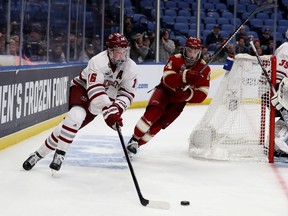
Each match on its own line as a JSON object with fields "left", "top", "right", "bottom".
{"left": 160, "top": 53, "right": 210, "bottom": 103}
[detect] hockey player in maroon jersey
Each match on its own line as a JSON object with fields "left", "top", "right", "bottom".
{"left": 126, "top": 37, "right": 211, "bottom": 155}
{"left": 22, "top": 33, "right": 138, "bottom": 171}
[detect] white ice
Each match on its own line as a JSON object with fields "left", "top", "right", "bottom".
{"left": 0, "top": 105, "right": 288, "bottom": 216}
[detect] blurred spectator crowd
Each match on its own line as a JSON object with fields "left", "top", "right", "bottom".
{"left": 0, "top": 0, "right": 287, "bottom": 65}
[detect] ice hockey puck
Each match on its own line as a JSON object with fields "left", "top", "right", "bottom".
{"left": 180, "top": 201, "right": 190, "bottom": 206}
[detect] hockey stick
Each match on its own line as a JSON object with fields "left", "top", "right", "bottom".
{"left": 198, "top": 3, "right": 275, "bottom": 75}
{"left": 115, "top": 124, "right": 170, "bottom": 210}
{"left": 249, "top": 41, "right": 276, "bottom": 94}
{"left": 175, "top": 30, "right": 187, "bottom": 40}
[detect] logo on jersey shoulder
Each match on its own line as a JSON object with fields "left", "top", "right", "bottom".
{"left": 104, "top": 69, "right": 113, "bottom": 78}
{"left": 81, "top": 96, "right": 88, "bottom": 102}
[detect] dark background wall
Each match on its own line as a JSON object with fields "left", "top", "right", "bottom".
{"left": 0, "top": 64, "right": 85, "bottom": 138}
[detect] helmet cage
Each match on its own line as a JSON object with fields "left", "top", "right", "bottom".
{"left": 106, "top": 33, "right": 129, "bottom": 66}
{"left": 184, "top": 47, "right": 202, "bottom": 64}
{"left": 184, "top": 37, "right": 202, "bottom": 64}
{"left": 108, "top": 47, "right": 129, "bottom": 66}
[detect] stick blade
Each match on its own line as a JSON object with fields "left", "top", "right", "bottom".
{"left": 146, "top": 200, "right": 170, "bottom": 210}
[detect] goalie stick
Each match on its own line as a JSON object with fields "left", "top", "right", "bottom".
{"left": 198, "top": 3, "right": 275, "bottom": 75}
{"left": 249, "top": 40, "right": 277, "bottom": 95}
{"left": 250, "top": 40, "right": 280, "bottom": 162}
{"left": 115, "top": 124, "right": 170, "bottom": 210}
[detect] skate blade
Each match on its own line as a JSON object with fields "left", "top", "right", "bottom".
{"left": 51, "top": 169, "right": 56, "bottom": 176}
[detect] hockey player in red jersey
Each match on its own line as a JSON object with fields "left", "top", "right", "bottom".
{"left": 126, "top": 37, "right": 211, "bottom": 155}
{"left": 22, "top": 33, "right": 138, "bottom": 171}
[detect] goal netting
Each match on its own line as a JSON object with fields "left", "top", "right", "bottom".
{"left": 189, "top": 54, "right": 276, "bottom": 162}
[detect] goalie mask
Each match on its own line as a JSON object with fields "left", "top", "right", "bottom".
{"left": 183, "top": 37, "right": 202, "bottom": 65}
{"left": 106, "top": 33, "right": 129, "bottom": 66}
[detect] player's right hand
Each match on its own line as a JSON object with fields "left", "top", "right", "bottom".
{"left": 182, "top": 69, "right": 203, "bottom": 87}
{"left": 102, "top": 104, "right": 123, "bottom": 130}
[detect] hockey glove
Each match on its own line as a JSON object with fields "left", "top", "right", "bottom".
{"left": 170, "top": 88, "right": 193, "bottom": 103}
{"left": 182, "top": 69, "right": 203, "bottom": 87}
{"left": 271, "top": 93, "right": 283, "bottom": 111}
{"left": 102, "top": 104, "right": 123, "bottom": 130}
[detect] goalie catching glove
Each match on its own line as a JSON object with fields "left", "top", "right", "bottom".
{"left": 102, "top": 104, "right": 123, "bottom": 130}
{"left": 182, "top": 69, "right": 203, "bottom": 87}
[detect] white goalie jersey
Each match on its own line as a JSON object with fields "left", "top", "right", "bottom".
{"left": 273, "top": 41, "right": 288, "bottom": 155}
{"left": 275, "top": 41, "right": 288, "bottom": 84}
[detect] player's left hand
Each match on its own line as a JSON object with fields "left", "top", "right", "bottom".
{"left": 102, "top": 104, "right": 123, "bottom": 130}
{"left": 170, "top": 88, "right": 193, "bottom": 103}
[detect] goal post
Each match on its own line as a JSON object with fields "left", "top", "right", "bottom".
{"left": 189, "top": 54, "right": 276, "bottom": 162}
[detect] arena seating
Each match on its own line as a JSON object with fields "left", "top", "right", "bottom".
{"left": 135, "top": 0, "right": 286, "bottom": 46}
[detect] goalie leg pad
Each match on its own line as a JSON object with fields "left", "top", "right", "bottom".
{"left": 275, "top": 123, "right": 288, "bottom": 154}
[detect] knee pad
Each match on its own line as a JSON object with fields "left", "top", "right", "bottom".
{"left": 143, "top": 105, "right": 163, "bottom": 124}
{"left": 64, "top": 106, "right": 86, "bottom": 129}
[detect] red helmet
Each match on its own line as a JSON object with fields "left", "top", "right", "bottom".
{"left": 185, "top": 37, "right": 202, "bottom": 49}
{"left": 184, "top": 37, "right": 202, "bottom": 64}
{"left": 106, "top": 33, "right": 129, "bottom": 66}
{"left": 106, "top": 33, "right": 129, "bottom": 48}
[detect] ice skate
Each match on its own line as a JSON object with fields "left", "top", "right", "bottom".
{"left": 49, "top": 149, "right": 66, "bottom": 171}
{"left": 126, "top": 138, "right": 138, "bottom": 156}
{"left": 22, "top": 151, "right": 43, "bottom": 171}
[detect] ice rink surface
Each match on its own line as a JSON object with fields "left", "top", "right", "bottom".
{"left": 0, "top": 105, "right": 288, "bottom": 216}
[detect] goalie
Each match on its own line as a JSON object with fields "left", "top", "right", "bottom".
{"left": 270, "top": 30, "right": 288, "bottom": 157}
{"left": 126, "top": 37, "right": 210, "bottom": 155}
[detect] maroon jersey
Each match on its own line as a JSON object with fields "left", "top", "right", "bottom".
{"left": 160, "top": 53, "right": 210, "bottom": 103}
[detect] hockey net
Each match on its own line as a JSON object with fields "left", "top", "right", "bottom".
{"left": 189, "top": 54, "right": 276, "bottom": 162}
